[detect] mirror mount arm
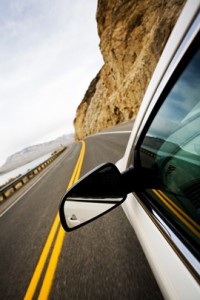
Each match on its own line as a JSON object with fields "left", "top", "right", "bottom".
{"left": 121, "top": 167, "right": 161, "bottom": 194}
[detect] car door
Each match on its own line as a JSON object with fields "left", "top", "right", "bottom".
{"left": 123, "top": 13, "right": 199, "bottom": 299}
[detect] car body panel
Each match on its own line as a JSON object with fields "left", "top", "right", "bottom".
{"left": 118, "top": 1, "right": 200, "bottom": 299}
{"left": 122, "top": 193, "right": 199, "bottom": 300}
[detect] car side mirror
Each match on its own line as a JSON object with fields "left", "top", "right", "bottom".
{"left": 59, "top": 163, "right": 127, "bottom": 231}
{"left": 59, "top": 162, "right": 160, "bottom": 231}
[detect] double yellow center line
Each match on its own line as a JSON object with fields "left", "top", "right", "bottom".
{"left": 153, "top": 189, "right": 200, "bottom": 238}
{"left": 24, "top": 141, "right": 86, "bottom": 300}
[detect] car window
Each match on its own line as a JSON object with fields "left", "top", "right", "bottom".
{"left": 132, "top": 41, "right": 200, "bottom": 267}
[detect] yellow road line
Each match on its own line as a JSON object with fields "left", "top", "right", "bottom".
{"left": 24, "top": 213, "right": 60, "bottom": 300}
{"left": 68, "top": 141, "right": 85, "bottom": 188}
{"left": 153, "top": 189, "right": 200, "bottom": 238}
{"left": 38, "top": 226, "right": 65, "bottom": 300}
{"left": 24, "top": 141, "right": 86, "bottom": 300}
{"left": 38, "top": 141, "right": 86, "bottom": 300}
{"left": 158, "top": 190, "right": 200, "bottom": 231}
{"left": 75, "top": 141, "right": 85, "bottom": 182}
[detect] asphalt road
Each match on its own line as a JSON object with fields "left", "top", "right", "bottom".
{"left": 0, "top": 121, "right": 163, "bottom": 299}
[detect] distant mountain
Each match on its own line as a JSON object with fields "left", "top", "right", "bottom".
{"left": 0, "top": 134, "right": 74, "bottom": 174}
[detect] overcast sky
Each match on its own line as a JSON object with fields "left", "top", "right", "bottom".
{"left": 0, "top": 0, "right": 103, "bottom": 166}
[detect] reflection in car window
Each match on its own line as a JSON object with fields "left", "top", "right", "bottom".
{"left": 140, "top": 47, "right": 200, "bottom": 255}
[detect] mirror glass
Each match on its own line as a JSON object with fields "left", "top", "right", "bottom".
{"left": 64, "top": 201, "right": 116, "bottom": 228}
{"left": 60, "top": 163, "right": 126, "bottom": 231}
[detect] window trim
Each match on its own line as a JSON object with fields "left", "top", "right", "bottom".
{"left": 133, "top": 191, "right": 200, "bottom": 283}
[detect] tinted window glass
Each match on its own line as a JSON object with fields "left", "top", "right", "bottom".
{"left": 140, "top": 48, "right": 200, "bottom": 251}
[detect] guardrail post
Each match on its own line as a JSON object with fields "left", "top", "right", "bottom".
{"left": 0, "top": 147, "right": 67, "bottom": 203}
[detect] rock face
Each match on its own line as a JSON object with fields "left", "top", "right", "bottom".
{"left": 74, "top": 0, "right": 186, "bottom": 140}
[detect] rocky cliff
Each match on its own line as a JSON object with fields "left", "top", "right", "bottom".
{"left": 74, "top": 0, "right": 186, "bottom": 140}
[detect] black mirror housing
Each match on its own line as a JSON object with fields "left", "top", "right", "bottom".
{"left": 59, "top": 162, "right": 160, "bottom": 232}
{"left": 59, "top": 163, "right": 127, "bottom": 231}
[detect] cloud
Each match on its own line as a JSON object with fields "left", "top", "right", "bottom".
{"left": 0, "top": 0, "right": 103, "bottom": 166}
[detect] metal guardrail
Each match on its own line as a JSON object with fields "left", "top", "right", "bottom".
{"left": 0, "top": 148, "right": 66, "bottom": 203}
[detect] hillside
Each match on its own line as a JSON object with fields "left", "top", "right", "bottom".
{"left": 0, "top": 134, "right": 74, "bottom": 174}
{"left": 74, "top": 0, "right": 186, "bottom": 140}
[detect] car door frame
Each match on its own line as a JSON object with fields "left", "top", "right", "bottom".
{"left": 120, "top": 6, "right": 200, "bottom": 300}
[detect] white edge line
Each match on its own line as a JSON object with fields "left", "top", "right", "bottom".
{"left": 0, "top": 154, "right": 65, "bottom": 218}
{"left": 89, "top": 130, "right": 132, "bottom": 137}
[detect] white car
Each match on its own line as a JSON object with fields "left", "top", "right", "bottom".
{"left": 60, "top": 1, "right": 200, "bottom": 299}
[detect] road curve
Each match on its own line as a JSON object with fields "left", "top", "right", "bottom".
{"left": 0, "top": 121, "right": 163, "bottom": 299}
